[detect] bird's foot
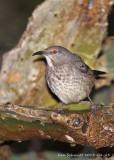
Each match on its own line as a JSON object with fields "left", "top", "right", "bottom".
{"left": 90, "top": 104, "right": 97, "bottom": 114}
{"left": 88, "top": 96, "right": 97, "bottom": 114}
{"left": 57, "top": 102, "right": 64, "bottom": 114}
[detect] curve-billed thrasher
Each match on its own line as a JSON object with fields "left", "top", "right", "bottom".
{"left": 33, "top": 46, "right": 105, "bottom": 111}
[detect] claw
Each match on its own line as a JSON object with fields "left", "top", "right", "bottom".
{"left": 57, "top": 102, "right": 64, "bottom": 113}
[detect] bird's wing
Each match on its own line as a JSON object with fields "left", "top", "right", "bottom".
{"left": 72, "top": 54, "right": 89, "bottom": 73}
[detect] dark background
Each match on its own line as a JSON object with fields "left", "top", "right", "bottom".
{"left": 0, "top": 1, "right": 113, "bottom": 160}
{"left": 0, "top": 0, "right": 43, "bottom": 67}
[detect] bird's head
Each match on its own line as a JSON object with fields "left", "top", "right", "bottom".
{"left": 32, "top": 46, "right": 71, "bottom": 67}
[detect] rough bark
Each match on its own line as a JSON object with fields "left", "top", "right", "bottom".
{"left": 0, "top": 103, "right": 114, "bottom": 149}
{"left": 0, "top": 0, "right": 114, "bottom": 149}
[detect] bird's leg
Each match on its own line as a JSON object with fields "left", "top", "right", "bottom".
{"left": 57, "top": 102, "right": 64, "bottom": 113}
{"left": 88, "top": 96, "right": 96, "bottom": 112}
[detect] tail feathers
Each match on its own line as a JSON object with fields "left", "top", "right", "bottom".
{"left": 93, "top": 70, "right": 106, "bottom": 75}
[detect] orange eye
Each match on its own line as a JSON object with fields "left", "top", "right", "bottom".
{"left": 53, "top": 50, "right": 57, "bottom": 54}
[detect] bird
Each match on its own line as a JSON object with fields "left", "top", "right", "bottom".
{"left": 32, "top": 46, "right": 105, "bottom": 111}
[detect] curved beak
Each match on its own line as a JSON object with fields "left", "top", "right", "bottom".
{"left": 32, "top": 51, "right": 44, "bottom": 56}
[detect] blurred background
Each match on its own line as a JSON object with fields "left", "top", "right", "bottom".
{"left": 0, "top": 0, "right": 43, "bottom": 68}
{"left": 0, "top": 0, "right": 113, "bottom": 160}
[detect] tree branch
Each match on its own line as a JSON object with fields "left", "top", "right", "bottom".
{"left": 0, "top": 103, "right": 113, "bottom": 148}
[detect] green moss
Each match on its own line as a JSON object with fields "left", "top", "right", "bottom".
{"left": 0, "top": 117, "right": 58, "bottom": 130}
{"left": 45, "top": 101, "right": 91, "bottom": 112}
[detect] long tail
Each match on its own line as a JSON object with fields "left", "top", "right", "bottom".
{"left": 92, "top": 70, "right": 106, "bottom": 75}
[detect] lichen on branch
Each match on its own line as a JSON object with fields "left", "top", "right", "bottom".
{"left": 0, "top": 103, "right": 114, "bottom": 148}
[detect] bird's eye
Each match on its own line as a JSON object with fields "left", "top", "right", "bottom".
{"left": 53, "top": 50, "right": 57, "bottom": 54}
